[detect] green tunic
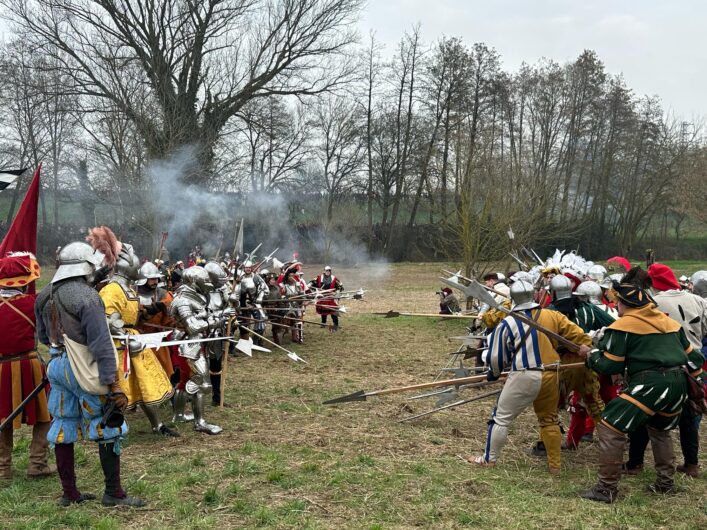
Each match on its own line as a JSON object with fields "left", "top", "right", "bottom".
{"left": 586, "top": 304, "right": 702, "bottom": 433}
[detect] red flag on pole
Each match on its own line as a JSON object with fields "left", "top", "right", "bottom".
{"left": 0, "top": 164, "right": 41, "bottom": 258}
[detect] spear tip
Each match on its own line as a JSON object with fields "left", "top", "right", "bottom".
{"left": 323, "top": 389, "right": 366, "bottom": 405}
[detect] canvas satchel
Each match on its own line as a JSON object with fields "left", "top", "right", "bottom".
{"left": 62, "top": 327, "right": 119, "bottom": 395}
{"left": 49, "top": 284, "right": 119, "bottom": 395}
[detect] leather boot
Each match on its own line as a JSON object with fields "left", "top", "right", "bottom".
{"left": 647, "top": 427, "right": 676, "bottom": 493}
{"left": 0, "top": 427, "right": 13, "bottom": 480}
{"left": 99, "top": 442, "right": 146, "bottom": 507}
{"left": 27, "top": 421, "right": 56, "bottom": 478}
{"left": 676, "top": 463, "right": 699, "bottom": 478}
{"left": 580, "top": 423, "right": 624, "bottom": 503}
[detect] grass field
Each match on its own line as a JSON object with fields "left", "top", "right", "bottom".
{"left": 1, "top": 262, "right": 706, "bottom": 529}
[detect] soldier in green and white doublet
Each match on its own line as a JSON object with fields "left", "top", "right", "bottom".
{"left": 580, "top": 271, "right": 705, "bottom": 504}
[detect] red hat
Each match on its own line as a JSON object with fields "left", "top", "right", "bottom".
{"left": 0, "top": 253, "right": 41, "bottom": 287}
{"left": 647, "top": 263, "right": 680, "bottom": 292}
{"left": 441, "top": 287, "right": 452, "bottom": 295}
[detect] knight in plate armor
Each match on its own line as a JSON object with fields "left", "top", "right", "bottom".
{"left": 170, "top": 266, "right": 227, "bottom": 434}
{"left": 204, "top": 261, "right": 237, "bottom": 406}
{"left": 235, "top": 260, "right": 268, "bottom": 345}
{"left": 279, "top": 268, "right": 305, "bottom": 344}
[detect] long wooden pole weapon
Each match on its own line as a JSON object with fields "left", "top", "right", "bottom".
{"left": 236, "top": 324, "right": 306, "bottom": 363}
{"left": 463, "top": 279, "right": 582, "bottom": 353}
{"left": 323, "top": 362, "right": 585, "bottom": 404}
{"left": 398, "top": 388, "right": 503, "bottom": 423}
{"left": 373, "top": 311, "right": 480, "bottom": 319}
{"left": 441, "top": 269, "right": 509, "bottom": 299}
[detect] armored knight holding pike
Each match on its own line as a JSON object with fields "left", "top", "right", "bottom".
{"left": 234, "top": 260, "right": 268, "bottom": 345}
{"left": 170, "top": 266, "right": 234, "bottom": 434}
{"left": 204, "top": 261, "right": 239, "bottom": 406}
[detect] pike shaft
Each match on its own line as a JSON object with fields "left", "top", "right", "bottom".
{"left": 367, "top": 362, "right": 585, "bottom": 398}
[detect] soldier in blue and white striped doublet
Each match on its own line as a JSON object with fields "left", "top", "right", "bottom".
{"left": 468, "top": 281, "right": 591, "bottom": 474}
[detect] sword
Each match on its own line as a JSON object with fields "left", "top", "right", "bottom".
{"left": 0, "top": 377, "right": 49, "bottom": 432}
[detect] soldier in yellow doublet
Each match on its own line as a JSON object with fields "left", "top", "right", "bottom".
{"left": 100, "top": 244, "right": 178, "bottom": 438}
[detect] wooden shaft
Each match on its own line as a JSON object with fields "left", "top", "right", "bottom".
{"left": 367, "top": 362, "right": 585, "bottom": 398}
{"left": 497, "top": 306, "right": 580, "bottom": 352}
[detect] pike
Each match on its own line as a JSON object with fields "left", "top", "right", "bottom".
{"left": 398, "top": 388, "right": 503, "bottom": 423}
{"left": 252, "top": 248, "right": 279, "bottom": 272}
{"left": 441, "top": 269, "right": 510, "bottom": 299}
{"left": 155, "top": 231, "right": 168, "bottom": 262}
{"left": 374, "top": 310, "right": 480, "bottom": 320}
{"left": 241, "top": 313, "right": 327, "bottom": 328}
{"left": 509, "top": 252, "right": 528, "bottom": 270}
{"left": 235, "top": 324, "right": 306, "bottom": 363}
{"left": 113, "top": 334, "right": 237, "bottom": 349}
{"left": 408, "top": 379, "right": 497, "bottom": 401}
{"left": 323, "top": 362, "right": 585, "bottom": 404}
{"left": 463, "top": 279, "right": 583, "bottom": 353}
{"left": 220, "top": 317, "right": 233, "bottom": 407}
{"left": 265, "top": 306, "right": 348, "bottom": 314}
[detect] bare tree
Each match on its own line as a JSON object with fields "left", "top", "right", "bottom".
{"left": 3, "top": 0, "right": 363, "bottom": 181}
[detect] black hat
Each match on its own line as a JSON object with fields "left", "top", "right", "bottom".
{"left": 610, "top": 281, "right": 654, "bottom": 308}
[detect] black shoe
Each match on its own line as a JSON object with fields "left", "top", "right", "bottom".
{"left": 621, "top": 463, "right": 643, "bottom": 475}
{"left": 579, "top": 485, "right": 617, "bottom": 504}
{"left": 528, "top": 441, "right": 547, "bottom": 458}
{"left": 646, "top": 483, "right": 678, "bottom": 495}
{"left": 102, "top": 493, "right": 147, "bottom": 507}
{"left": 158, "top": 425, "right": 180, "bottom": 438}
{"left": 57, "top": 493, "right": 96, "bottom": 506}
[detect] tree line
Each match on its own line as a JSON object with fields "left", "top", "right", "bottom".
{"left": 0, "top": 1, "right": 704, "bottom": 265}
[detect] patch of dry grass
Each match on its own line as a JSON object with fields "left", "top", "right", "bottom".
{"left": 3, "top": 262, "right": 706, "bottom": 529}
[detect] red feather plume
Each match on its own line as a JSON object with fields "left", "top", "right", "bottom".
{"left": 86, "top": 226, "right": 122, "bottom": 267}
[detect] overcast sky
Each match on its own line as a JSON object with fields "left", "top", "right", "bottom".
{"left": 359, "top": 0, "right": 706, "bottom": 119}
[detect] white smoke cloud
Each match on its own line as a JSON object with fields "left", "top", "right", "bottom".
{"left": 146, "top": 146, "right": 389, "bottom": 278}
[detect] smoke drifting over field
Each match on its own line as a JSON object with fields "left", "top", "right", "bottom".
{"left": 147, "top": 147, "right": 389, "bottom": 276}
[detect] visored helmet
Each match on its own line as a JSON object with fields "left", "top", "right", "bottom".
{"left": 115, "top": 243, "right": 141, "bottom": 281}
{"left": 204, "top": 261, "right": 228, "bottom": 287}
{"left": 182, "top": 266, "right": 213, "bottom": 296}
{"left": 53, "top": 242, "right": 105, "bottom": 283}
